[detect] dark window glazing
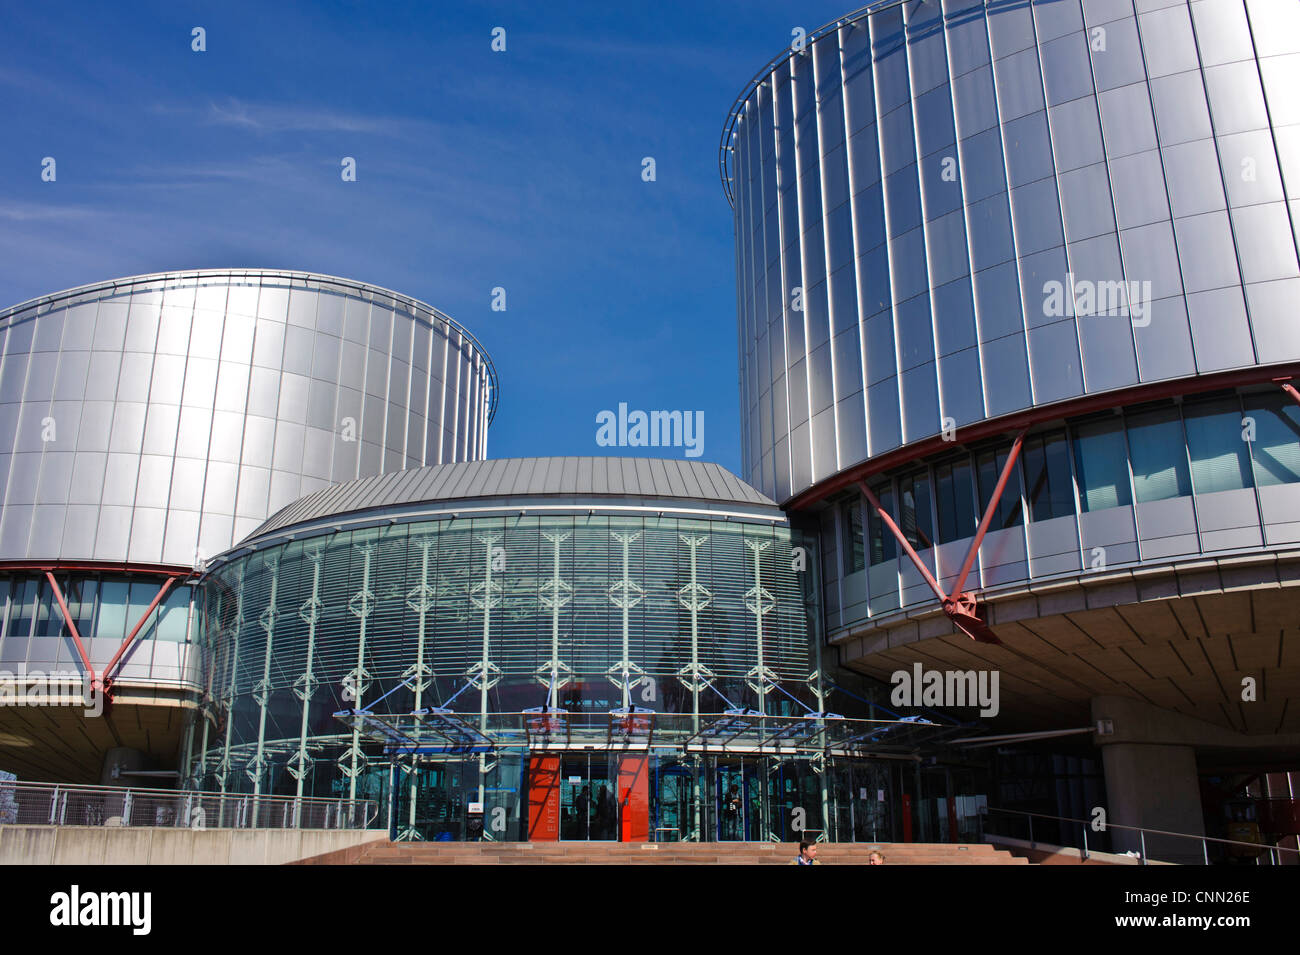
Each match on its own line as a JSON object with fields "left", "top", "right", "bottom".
{"left": 1184, "top": 398, "right": 1253, "bottom": 494}
{"left": 1022, "top": 431, "right": 1074, "bottom": 522}
{"left": 1072, "top": 418, "right": 1132, "bottom": 511}
{"left": 1243, "top": 394, "right": 1300, "bottom": 487}
{"left": 867, "top": 485, "right": 897, "bottom": 565}
{"left": 976, "top": 446, "right": 1024, "bottom": 529}
{"left": 898, "top": 471, "right": 935, "bottom": 550}
{"left": 1127, "top": 408, "right": 1192, "bottom": 503}
{"left": 844, "top": 499, "right": 866, "bottom": 573}
{"left": 934, "top": 458, "right": 977, "bottom": 542}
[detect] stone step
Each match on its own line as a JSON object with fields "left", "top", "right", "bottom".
{"left": 298, "top": 840, "right": 1030, "bottom": 866}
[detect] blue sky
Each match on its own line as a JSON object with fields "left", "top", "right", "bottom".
{"left": 0, "top": 0, "right": 856, "bottom": 476}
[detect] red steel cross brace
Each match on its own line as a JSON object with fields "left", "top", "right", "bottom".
{"left": 44, "top": 572, "right": 184, "bottom": 697}
{"left": 857, "top": 429, "right": 1027, "bottom": 644}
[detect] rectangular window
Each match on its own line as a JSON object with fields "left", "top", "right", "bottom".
{"left": 1, "top": 578, "right": 38, "bottom": 664}
{"left": 935, "top": 458, "right": 977, "bottom": 543}
{"left": 34, "top": 578, "right": 63, "bottom": 638}
{"left": 976, "top": 446, "right": 1025, "bottom": 529}
{"left": 1184, "top": 398, "right": 1254, "bottom": 494}
{"left": 96, "top": 579, "right": 131, "bottom": 641}
{"left": 1022, "top": 431, "right": 1074, "bottom": 522}
{"left": 1073, "top": 419, "right": 1133, "bottom": 512}
{"left": 898, "top": 471, "right": 935, "bottom": 550}
{"left": 867, "top": 485, "right": 897, "bottom": 566}
{"left": 1243, "top": 394, "right": 1300, "bottom": 487}
{"left": 844, "top": 500, "right": 866, "bottom": 574}
{"left": 154, "top": 586, "right": 193, "bottom": 642}
{"left": 1127, "top": 407, "right": 1192, "bottom": 502}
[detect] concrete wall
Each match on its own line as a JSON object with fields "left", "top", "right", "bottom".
{"left": 0, "top": 825, "right": 380, "bottom": 865}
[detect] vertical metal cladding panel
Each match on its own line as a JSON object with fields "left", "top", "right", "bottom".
{"left": 0, "top": 271, "right": 495, "bottom": 565}
{"left": 727, "top": 0, "right": 1300, "bottom": 504}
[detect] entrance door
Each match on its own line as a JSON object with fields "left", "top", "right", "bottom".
{"left": 558, "top": 755, "right": 618, "bottom": 840}
{"left": 716, "top": 760, "right": 762, "bottom": 841}
{"left": 653, "top": 761, "right": 697, "bottom": 842}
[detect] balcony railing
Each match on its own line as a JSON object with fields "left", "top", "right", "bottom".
{"left": 981, "top": 806, "right": 1300, "bottom": 866}
{"left": 0, "top": 780, "right": 379, "bottom": 831}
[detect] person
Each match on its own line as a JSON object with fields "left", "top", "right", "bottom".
{"left": 868, "top": 850, "right": 885, "bottom": 865}
{"left": 723, "top": 783, "right": 742, "bottom": 840}
{"left": 790, "top": 840, "right": 820, "bottom": 864}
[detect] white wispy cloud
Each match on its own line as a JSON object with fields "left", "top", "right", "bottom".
{"left": 203, "top": 98, "right": 411, "bottom": 136}
{"left": 0, "top": 201, "right": 100, "bottom": 222}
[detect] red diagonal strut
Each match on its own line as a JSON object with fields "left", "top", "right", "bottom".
{"left": 858, "top": 481, "right": 948, "bottom": 604}
{"left": 101, "top": 575, "right": 182, "bottom": 693}
{"left": 1279, "top": 378, "right": 1300, "bottom": 407}
{"left": 855, "top": 429, "right": 1027, "bottom": 644}
{"left": 950, "top": 430, "right": 1027, "bottom": 599}
{"left": 44, "top": 572, "right": 97, "bottom": 690}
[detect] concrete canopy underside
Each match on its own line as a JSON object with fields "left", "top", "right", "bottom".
{"left": 0, "top": 685, "right": 198, "bottom": 783}
{"left": 832, "top": 551, "right": 1300, "bottom": 762}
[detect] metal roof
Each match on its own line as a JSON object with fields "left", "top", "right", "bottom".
{"left": 249, "top": 457, "right": 778, "bottom": 539}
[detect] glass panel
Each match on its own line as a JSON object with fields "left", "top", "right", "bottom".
{"left": 153, "top": 586, "right": 192, "bottom": 642}
{"left": 976, "top": 445, "right": 1025, "bottom": 528}
{"left": 844, "top": 500, "right": 866, "bottom": 574}
{"left": 1073, "top": 419, "right": 1133, "bottom": 511}
{"left": 1184, "top": 398, "right": 1253, "bottom": 494}
{"left": 935, "top": 458, "right": 977, "bottom": 542}
{"left": 5, "top": 578, "right": 38, "bottom": 644}
{"left": 96, "top": 579, "right": 130, "bottom": 641}
{"left": 1243, "top": 394, "right": 1300, "bottom": 487}
{"left": 34, "top": 578, "right": 64, "bottom": 637}
{"left": 898, "top": 471, "right": 935, "bottom": 550}
{"left": 867, "top": 485, "right": 897, "bottom": 565}
{"left": 1022, "top": 431, "right": 1074, "bottom": 522}
{"left": 1127, "top": 407, "right": 1192, "bottom": 502}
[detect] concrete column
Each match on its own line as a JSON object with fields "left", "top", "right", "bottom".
{"left": 1099, "top": 742, "right": 1205, "bottom": 863}
{"left": 100, "top": 747, "right": 147, "bottom": 786}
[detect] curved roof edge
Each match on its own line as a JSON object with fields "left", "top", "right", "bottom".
{"left": 247, "top": 456, "right": 780, "bottom": 541}
{"left": 718, "top": 0, "right": 920, "bottom": 206}
{"left": 0, "top": 268, "right": 498, "bottom": 422}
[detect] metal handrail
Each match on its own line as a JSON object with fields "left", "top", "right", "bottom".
{"left": 982, "top": 805, "right": 1299, "bottom": 866}
{"left": 0, "top": 780, "right": 380, "bottom": 831}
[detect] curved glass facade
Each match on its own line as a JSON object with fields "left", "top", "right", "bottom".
{"left": 185, "top": 503, "right": 920, "bottom": 842}
{"left": 726, "top": 0, "right": 1300, "bottom": 504}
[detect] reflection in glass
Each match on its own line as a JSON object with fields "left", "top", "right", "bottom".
{"left": 1022, "top": 431, "right": 1073, "bottom": 522}
{"left": 976, "top": 445, "right": 1024, "bottom": 528}
{"left": 844, "top": 499, "right": 866, "bottom": 573}
{"left": 1127, "top": 408, "right": 1192, "bottom": 502}
{"left": 1073, "top": 419, "right": 1132, "bottom": 511}
{"left": 935, "top": 458, "right": 976, "bottom": 542}
{"left": 1243, "top": 395, "right": 1300, "bottom": 487}
{"left": 1184, "top": 399, "right": 1252, "bottom": 494}
{"left": 868, "top": 485, "right": 897, "bottom": 565}
{"left": 898, "top": 471, "right": 935, "bottom": 549}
